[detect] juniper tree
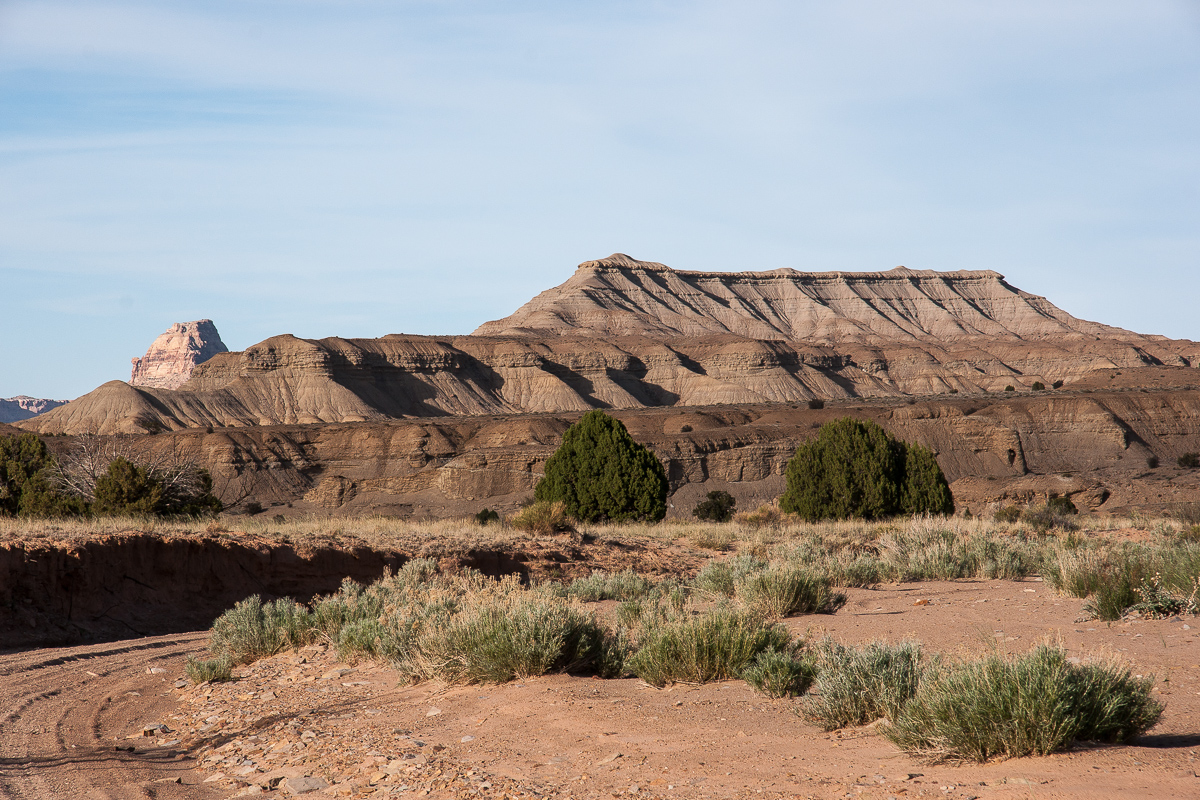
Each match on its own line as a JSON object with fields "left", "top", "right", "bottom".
{"left": 534, "top": 410, "right": 668, "bottom": 523}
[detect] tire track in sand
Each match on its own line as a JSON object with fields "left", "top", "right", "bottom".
{"left": 0, "top": 633, "right": 223, "bottom": 800}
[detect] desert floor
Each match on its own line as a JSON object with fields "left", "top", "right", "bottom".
{"left": 4, "top": 576, "right": 1198, "bottom": 800}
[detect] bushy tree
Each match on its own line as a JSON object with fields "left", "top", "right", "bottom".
{"left": 534, "top": 410, "right": 668, "bottom": 523}
{"left": 693, "top": 490, "right": 737, "bottom": 522}
{"left": 91, "top": 456, "right": 221, "bottom": 517}
{"left": 0, "top": 434, "right": 86, "bottom": 517}
{"left": 780, "top": 418, "right": 954, "bottom": 521}
{"left": 92, "top": 457, "right": 165, "bottom": 516}
{"left": 900, "top": 444, "right": 954, "bottom": 516}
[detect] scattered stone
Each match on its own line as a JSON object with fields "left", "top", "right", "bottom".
{"left": 597, "top": 752, "right": 623, "bottom": 765}
{"left": 426, "top": 707, "right": 441, "bottom": 717}
{"left": 282, "top": 775, "right": 329, "bottom": 795}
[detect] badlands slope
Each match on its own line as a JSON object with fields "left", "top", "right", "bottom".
{"left": 20, "top": 254, "right": 1200, "bottom": 436}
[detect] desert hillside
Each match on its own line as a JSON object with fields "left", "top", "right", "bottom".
{"left": 18, "top": 255, "right": 1200, "bottom": 436}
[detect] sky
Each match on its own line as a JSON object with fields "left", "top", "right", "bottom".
{"left": 1, "top": 1, "right": 1198, "bottom": 401}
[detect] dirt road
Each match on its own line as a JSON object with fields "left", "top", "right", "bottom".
{"left": 0, "top": 633, "right": 220, "bottom": 800}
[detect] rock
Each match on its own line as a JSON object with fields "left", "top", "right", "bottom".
{"left": 129, "top": 319, "right": 228, "bottom": 391}
{"left": 281, "top": 775, "right": 330, "bottom": 795}
{"left": 0, "top": 396, "right": 66, "bottom": 424}
{"left": 596, "top": 752, "right": 623, "bottom": 765}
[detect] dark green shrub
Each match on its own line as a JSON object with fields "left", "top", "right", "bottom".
{"left": 692, "top": 490, "right": 736, "bottom": 522}
{"left": 1052, "top": 380, "right": 1064, "bottom": 389}
{"left": 91, "top": 456, "right": 221, "bottom": 517}
{"left": 743, "top": 647, "right": 815, "bottom": 698}
{"left": 1031, "top": 381, "right": 1045, "bottom": 391}
{"left": 534, "top": 410, "right": 668, "bottom": 522}
{"left": 0, "top": 434, "right": 85, "bottom": 517}
{"left": 1021, "top": 496, "right": 1078, "bottom": 532}
{"left": 802, "top": 639, "right": 925, "bottom": 730}
{"left": 779, "top": 418, "right": 953, "bottom": 521}
{"left": 994, "top": 505, "right": 1022, "bottom": 523}
{"left": 1004, "top": 385, "right": 1015, "bottom": 392}
{"left": 474, "top": 507, "right": 501, "bottom": 525}
{"left": 1178, "top": 453, "right": 1200, "bottom": 469}
{"left": 807, "top": 399, "right": 825, "bottom": 410}
{"left": 1147, "top": 455, "right": 1160, "bottom": 469}
{"left": 1046, "top": 495, "right": 1077, "bottom": 515}
{"left": 883, "top": 645, "right": 1161, "bottom": 762}
{"left": 900, "top": 445, "right": 955, "bottom": 516}
{"left": 92, "top": 457, "right": 164, "bottom": 516}
{"left": 244, "top": 501, "right": 264, "bottom": 515}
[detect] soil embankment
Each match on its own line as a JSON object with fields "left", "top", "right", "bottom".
{"left": 0, "top": 529, "right": 700, "bottom": 651}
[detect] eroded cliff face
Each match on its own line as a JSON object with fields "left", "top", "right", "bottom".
{"left": 0, "top": 396, "right": 66, "bottom": 424}
{"left": 76, "top": 389, "right": 1200, "bottom": 521}
{"left": 21, "top": 255, "right": 1200, "bottom": 436}
{"left": 129, "top": 319, "right": 229, "bottom": 390}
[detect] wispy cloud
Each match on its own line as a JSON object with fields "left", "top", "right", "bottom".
{"left": 1, "top": 0, "right": 1198, "bottom": 397}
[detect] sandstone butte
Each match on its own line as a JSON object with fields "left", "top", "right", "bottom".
{"left": 128, "top": 319, "right": 229, "bottom": 391}
{"left": 15, "top": 254, "right": 1200, "bottom": 520}
{"left": 19, "top": 254, "right": 1200, "bottom": 436}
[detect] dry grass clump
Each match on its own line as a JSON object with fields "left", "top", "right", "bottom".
{"left": 507, "top": 500, "right": 573, "bottom": 534}
{"left": 742, "top": 647, "right": 816, "bottom": 698}
{"left": 883, "top": 645, "right": 1162, "bottom": 762}
{"left": 184, "top": 654, "right": 233, "bottom": 684}
{"left": 687, "top": 524, "right": 737, "bottom": 551}
{"left": 733, "top": 503, "right": 783, "bottom": 529}
{"left": 1043, "top": 538, "right": 1200, "bottom": 620}
{"left": 801, "top": 639, "right": 925, "bottom": 730}
{"left": 564, "top": 569, "right": 658, "bottom": 602}
{"left": 624, "top": 605, "right": 791, "bottom": 687}
{"left": 200, "top": 560, "right": 618, "bottom": 684}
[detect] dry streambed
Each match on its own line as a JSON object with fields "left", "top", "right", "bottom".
{"left": 156, "top": 580, "right": 1200, "bottom": 800}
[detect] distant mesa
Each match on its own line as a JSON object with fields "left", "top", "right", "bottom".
{"left": 130, "top": 320, "right": 229, "bottom": 390}
{"left": 0, "top": 396, "right": 66, "bottom": 424}
{"left": 17, "top": 255, "right": 1200, "bottom": 436}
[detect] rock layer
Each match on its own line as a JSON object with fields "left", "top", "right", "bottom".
{"left": 20, "top": 255, "right": 1200, "bottom": 435}
{"left": 129, "top": 319, "right": 229, "bottom": 390}
{"left": 54, "top": 389, "right": 1200, "bottom": 521}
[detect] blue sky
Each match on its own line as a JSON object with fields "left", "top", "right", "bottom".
{"left": 1, "top": 1, "right": 1198, "bottom": 400}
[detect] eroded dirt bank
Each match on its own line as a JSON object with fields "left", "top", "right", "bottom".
{"left": 0, "top": 529, "right": 701, "bottom": 651}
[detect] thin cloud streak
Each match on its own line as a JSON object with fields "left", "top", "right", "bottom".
{"left": 0, "top": 1, "right": 1198, "bottom": 398}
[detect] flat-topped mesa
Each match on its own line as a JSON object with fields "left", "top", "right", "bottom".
{"left": 18, "top": 254, "right": 1200, "bottom": 436}
{"left": 474, "top": 253, "right": 1116, "bottom": 343}
{"left": 130, "top": 320, "right": 229, "bottom": 390}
